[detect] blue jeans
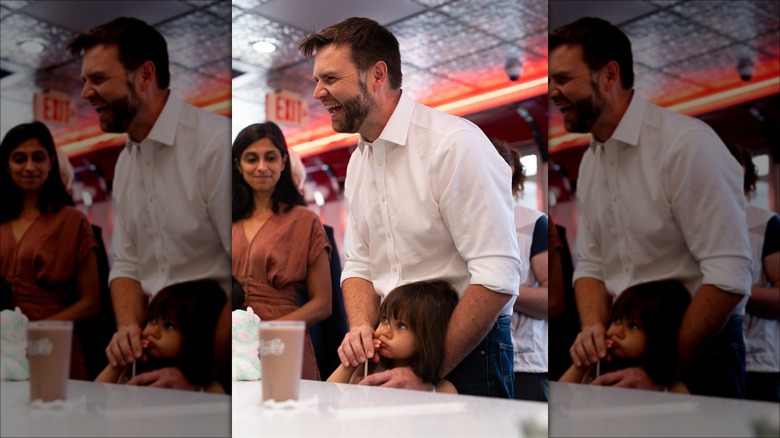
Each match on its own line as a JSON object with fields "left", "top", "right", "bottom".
{"left": 683, "top": 315, "right": 746, "bottom": 399}
{"left": 444, "top": 316, "right": 514, "bottom": 398}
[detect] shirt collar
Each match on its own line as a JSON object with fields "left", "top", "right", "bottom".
{"left": 126, "top": 93, "right": 182, "bottom": 149}
{"left": 589, "top": 92, "right": 647, "bottom": 151}
{"left": 357, "top": 90, "right": 413, "bottom": 153}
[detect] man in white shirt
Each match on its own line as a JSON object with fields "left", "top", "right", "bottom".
{"left": 549, "top": 17, "right": 752, "bottom": 398}
{"left": 299, "top": 17, "right": 522, "bottom": 398}
{"left": 68, "top": 17, "right": 231, "bottom": 391}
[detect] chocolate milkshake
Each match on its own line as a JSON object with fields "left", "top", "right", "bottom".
{"left": 259, "top": 321, "right": 304, "bottom": 402}
{"left": 27, "top": 321, "right": 72, "bottom": 402}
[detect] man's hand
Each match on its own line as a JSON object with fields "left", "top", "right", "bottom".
{"left": 570, "top": 324, "right": 608, "bottom": 367}
{"left": 591, "top": 367, "right": 665, "bottom": 391}
{"left": 126, "top": 367, "right": 200, "bottom": 391}
{"left": 338, "top": 324, "right": 376, "bottom": 367}
{"left": 106, "top": 324, "right": 144, "bottom": 367}
{"left": 359, "top": 366, "right": 433, "bottom": 391}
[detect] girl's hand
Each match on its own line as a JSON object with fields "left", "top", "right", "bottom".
{"left": 371, "top": 339, "right": 382, "bottom": 363}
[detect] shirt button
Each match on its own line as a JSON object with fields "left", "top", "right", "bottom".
{"left": 613, "top": 197, "right": 618, "bottom": 203}
{"left": 380, "top": 197, "right": 385, "bottom": 203}
{"left": 392, "top": 266, "right": 397, "bottom": 273}
{"left": 623, "top": 267, "right": 629, "bottom": 273}
{"left": 386, "top": 232, "right": 391, "bottom": 238}
{"left": 159, "top": 267, "right": 166, "bottom": 273}
{"left": 376, "top": 160, "right": 384, "bottom": 167}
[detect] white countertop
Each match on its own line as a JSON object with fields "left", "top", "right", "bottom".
{"left": 1, "top": 380, "right": 230, "bottom": 437}
{"left": 232, "top": 379, "right": 548, "bottom": 438}
{"left": 549, "top": 381, "right": 780, "bottom": 437}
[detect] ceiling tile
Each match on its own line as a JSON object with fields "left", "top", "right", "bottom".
{"left": 624, "top": 11, "right": 733, "bottom": 69}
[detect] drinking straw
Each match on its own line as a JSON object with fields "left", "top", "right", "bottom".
{"left": 364, "top": 360, "right": 368, "bottom": 380}
{"left": 596, "top": 359, "right": 600, "bottom": 379}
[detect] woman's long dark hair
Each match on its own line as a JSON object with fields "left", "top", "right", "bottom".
{"left": 377, "top": 280, "right": 459, "bottom": 384}
{"left": 0, "top": 121, "right": 73, "bottom": 222}
{"left": 141, "top": 280, "right": 227, "bottom": 386}
{"left": 607, "top": 280, "right": 691, "bottom": 386}
{"left": 231, "top": 122, "right": 304, "bottom": 222}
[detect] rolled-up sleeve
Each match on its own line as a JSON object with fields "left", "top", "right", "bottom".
{"left": 434, "top": 127, "right": 521, "bottom": 296}
{"left": 666, "top": 128, "right": 753, "bottom": 295}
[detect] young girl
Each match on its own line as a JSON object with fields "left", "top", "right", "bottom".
{"left": 560, "top": 280, "right": 691, "bottom": 392}
{"left": 96, "top": 280, "right": 226, "bottom": 392}
{"left": 327, "top": 280, "right": 459, "bottom": 393}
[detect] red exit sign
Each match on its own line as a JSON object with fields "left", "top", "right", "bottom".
{"left": 266, "top": 91, "right": 308, "bottom": 127}
{"left": 34, "top": 92, "right": 75, "bottom": 127}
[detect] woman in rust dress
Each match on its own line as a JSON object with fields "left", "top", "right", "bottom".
{"left": 0, "top": 122, "right": 99, "bottom": 380}
{"left": 232, "top": 122, "right": 332, "bottom": 380}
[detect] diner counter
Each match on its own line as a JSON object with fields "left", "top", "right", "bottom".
{"left": 0, "top": 379, "right": 230, "bottom": 437}
{"left": 549, "top": 381, "right": 780, "bottom": 437}
{"left": 232, "top": 379, "right": 548, "bottom": 437}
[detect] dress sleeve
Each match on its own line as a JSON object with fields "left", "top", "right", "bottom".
{"left": 307, "top": 214, "right": 331, "bottom": 266}
{"left": 75, "top": 213, "right": 98, "bottom": 264}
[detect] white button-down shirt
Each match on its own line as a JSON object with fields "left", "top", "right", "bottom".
{"left": 573, "top": 94, "right": 752, "bottom": 314}
{"left": 108, "top": 95, "right": 231, "bottom": 297}
{"left": 341, "top": 91, "right": 521, "bottom": 316}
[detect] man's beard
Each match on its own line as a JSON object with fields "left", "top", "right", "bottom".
{"left": 564, "top": 79, "right": 604, "bottom": 134}
{"left": 100, "top": 78, "right": 140, "bottom": 133}
{"left": 332, "top": 77, "right": 374, "bottom": 134}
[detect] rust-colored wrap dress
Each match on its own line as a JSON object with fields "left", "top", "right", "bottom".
{"left": 232, "top": 205, "right": 330, "bottom": 381}
{"left": 0, "top": 206, "right": 98, "bottom": 380}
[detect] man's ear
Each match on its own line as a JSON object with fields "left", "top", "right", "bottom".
{"left": 369, "top": 60, "right": 388, "bottom": 91}
{"left": 602, "top": 60, "right": 621, "bottom": 91}
{"left": 138, "top": 60, "right": 157, "bottom": 91}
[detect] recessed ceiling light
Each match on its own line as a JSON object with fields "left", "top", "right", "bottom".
{"left": 252, "top": 40, "right": 276, "bottom": 53}
{"left": 20, "top": 40, "right": 44, "bottom": 54}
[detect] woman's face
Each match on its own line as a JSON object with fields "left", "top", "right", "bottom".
{"left": 238, "top": 138, "right": 286, "bottom": 195}
{"left": 7, "top": 139, "right": 52, "bottom": 193}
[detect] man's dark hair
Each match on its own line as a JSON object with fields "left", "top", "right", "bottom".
{"left": 299, "top": 17, "right": 402, "bottom": 90}
{"left": 67, "top": 17, "right": 170, "bottom": 89}
{"left": 550, "top": 17, "right": 634, "bottom": 89}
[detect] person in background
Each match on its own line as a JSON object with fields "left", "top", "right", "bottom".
{"left": 96, "top": 280, "right": 226, "bottom": 392}
{"left": 68, "top": 17, "right": 231, "bottom": 391}
{"left": 727, "top": 144, "right": 780, "bottom": 402}
{"left": 57, "top": 149, "right": 115, "bottom": 380}
{"left": 231, "top": 122, "right": 331, "bottom": 381}
{"left": 491, "top": 139, "right": 549, "bottom": 402}
{"left": 550, "top": 17, "right": 752, "bottom": 398}
{"left": 0, "top": 121, "right": 99, "bottom": 380}
{"left": 328, "top": 280, "right": 458, "bottom": 394}
{"left": 288, "top": 147, "right": 349, "bottom": 379}
{"left": 299, "top": 17, "right": 521, "bottom": 398}
{"left": 560, "top": 280, "right": 691, "bottom": 393}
